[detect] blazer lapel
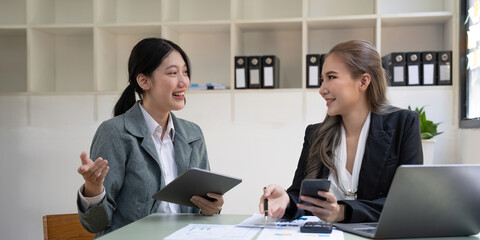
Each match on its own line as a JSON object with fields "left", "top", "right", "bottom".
{"left": 124, "top": 102, "right": 161, "bottom": 168}
{"left": 171, "top": 113, "right": 192, "bottom": 176}
{"left": 358, "top": 112, "right": 394, "bottom": 200}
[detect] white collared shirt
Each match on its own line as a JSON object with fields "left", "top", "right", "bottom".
{"left": 138, "top": 104, "right": 180, "bottom": 213}
{"left": 328, "top": 112, "right": 371, "bottom": 201}
{"left": 78, "top": 105, "right": 180, "bottom": 213}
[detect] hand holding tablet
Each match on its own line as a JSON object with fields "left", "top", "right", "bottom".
{"left": 152, "top": 168, "right": 242, "bottom": 208}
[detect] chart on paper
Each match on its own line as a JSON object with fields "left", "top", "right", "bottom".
{"left": 237, "top": 213, "right": 321, "bottom": 228}
{"left": 257, "top": 228, "right": 344, "bottom": 240}
{"left": 164, "top": 224, "right": 260, "bottom": 240}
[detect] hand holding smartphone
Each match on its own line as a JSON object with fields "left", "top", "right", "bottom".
{"left": 299, "top": 179, "right": 331, "bottom": 205}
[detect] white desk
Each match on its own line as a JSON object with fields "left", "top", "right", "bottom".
{"left": 97, "top": 213, "right": 480, "bottom": 240}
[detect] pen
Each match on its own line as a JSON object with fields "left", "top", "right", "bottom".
{"left": 264, "top": 187, "right": 268, "bottom": 221}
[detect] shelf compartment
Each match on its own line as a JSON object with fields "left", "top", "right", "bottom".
{"left": 163, "top": 0, "right": 230, "bottom": 22}
{"left": 0, "top": 29, "right": 27, "bottom": 92}
{"left": 29, "top": 28, "right": 94, "bottom": 92}
{"left": 0, "top": 0, "right": 26, "bottom": 25}
{"left": 234, "top": 25, "right": 302, "bottom": 88}
{"left": 164, "top": 21, "right": 230, "bottom": 33}
{"left": 95, "top": 0, "right": 162, "bottom": 24}
{"left": 381, "top": 22, "right": 452, "bottom": 55}
{"left": 29, "top": 0, "right": 93, "bottom": 24}
{"left": 307, "top": 25, "right": 376, "bottom": 55}
{"left": 307, "top": 15, "right": 377, "bottom": 28}
{"left": 381, "top": 12, "right": 453, "bottom": 27}
{"left": 379, "top": 0, "right": 455, "bottom": 14}
{"left": 307, "top": 0, "right": 376, "bottom": 18}
{"left": 233, "top": 0, "right": 302, "bottom": 20}
{"left": 235, "top": 19, "right": 303, "bottom": 31}
{"left": 96, "top": 26, "right": 162, "bottom": 91}
{"left": 163, "top": 25, "right": 231, "bottom": 88}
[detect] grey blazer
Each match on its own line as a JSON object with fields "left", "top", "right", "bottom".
{"left": 77, "top": 102, "right": 210, "bottom": 237}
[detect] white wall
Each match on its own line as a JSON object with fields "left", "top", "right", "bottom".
{"left": 0, "top": 86, "right": 468, "bottom": 239}
{"left": 458, "top": 129, "right": 480, "bottom": 164}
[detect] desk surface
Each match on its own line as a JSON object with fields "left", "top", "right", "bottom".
{"left": 98, "top": 213, "right": 480, "bottom": 240}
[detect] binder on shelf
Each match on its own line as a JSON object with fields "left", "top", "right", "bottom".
{"left": 437, "top": 51, "right": 452, "bottom": 85}
{"left": 262, "top": 55, "right": 279, "bottom": 88}
{"left": 406, "top": 52, "right": 421, "bottom": 86}
{"left": 248, "top": 56, "right": 262, "bottom": 88}
{"left": 421, "top": 51, "right": 437, "bottom": 85}
{"left": 234, "top": 56, "right": 248, "bottom": 89}
{"left": 306, "top": 54, "right": 324, "bottom": 88}
{"left": 382, "top": 52, "right": 407, "bottom": 86}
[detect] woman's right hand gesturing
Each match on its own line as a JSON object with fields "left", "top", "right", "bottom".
{"left": 258, "top": 184, "right": 291, "bottom": 219}
{"left": 77, "top": 151, "right": 109, "bottom": 197}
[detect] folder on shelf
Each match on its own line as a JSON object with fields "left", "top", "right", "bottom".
{"left": 437, "top": 51, "right": 452, "bottom": 85}
{"left": 262, "top": 55, "right": 279, "bottom": 88}
{"left": 382, "top": 52, "right": 407, "bottom": 86}
{"left": 406, "top": 52, "right": 421, "bottom": 86}
{"left": 306, "top": 54, "right": 324, "bottom": 88}
{"left": 248, "top": 56, "right": 262, "bottom": 88}
{"left": 235, "top": 56, "right": 248, "bottom": 89}
{"left": 421, "top": 51, "right": 437, "bottom": 85}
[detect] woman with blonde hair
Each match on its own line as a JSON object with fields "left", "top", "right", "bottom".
{"left": 259, "top": 40, "right": 422, "bottom": 223}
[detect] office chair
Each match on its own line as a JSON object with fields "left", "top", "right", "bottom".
{"left": 43, "top": 213, "right": 94, "bottom": 240}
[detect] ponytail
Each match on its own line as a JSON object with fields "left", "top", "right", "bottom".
{"left": 114, "top": 84, "right": 137, "bottom": 117}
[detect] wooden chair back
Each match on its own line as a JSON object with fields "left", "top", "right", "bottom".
{"left": 43, "top": 213, "right": 94, "bottom": 240}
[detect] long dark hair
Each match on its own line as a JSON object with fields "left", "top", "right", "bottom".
{"left": 305, "top": 40, "right": 391, "bottom": 179}
{"left": 113, "top": 38, "right": 191, "bottom": 116}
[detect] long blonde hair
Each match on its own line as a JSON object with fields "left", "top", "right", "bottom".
{"left": 305, "top": 40, "right": 391, "bottom": 179}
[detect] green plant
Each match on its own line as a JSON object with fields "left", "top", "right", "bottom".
{"left": 408, "top": 106, "right": 443, "bottom": 139}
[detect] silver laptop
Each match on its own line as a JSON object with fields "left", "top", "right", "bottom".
{"left": 334, "top": 165, "right": 480, "bottom": 239}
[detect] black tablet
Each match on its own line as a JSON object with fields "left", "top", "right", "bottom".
{"left": 152, "top": 168, "right": 242, "bottom": 208}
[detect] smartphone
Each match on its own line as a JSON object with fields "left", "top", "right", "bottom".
{"left": 299, "top": 179, "right": 331, "bottom": 205}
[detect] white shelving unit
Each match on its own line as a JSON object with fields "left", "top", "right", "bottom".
{"left": 0, "top": 0, "right": 457, "bottom": 94}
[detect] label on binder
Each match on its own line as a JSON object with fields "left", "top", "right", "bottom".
{"left": 439, "top": 65, "right": 451, "bottom": 81}
{"left": 235, "top": 69, "right": 246, "bottom": 88}
{"left": 309, "top": 66, "right": 319, "bottom": 86}
{"left": 264, "top": 67, "right": 274, "bottom": 87}
{"left": 408, "top": 65, "right": 419, "bottom": 85}
{"left": 250, "top": 69, "right": 260, "bottom": 85}
{"left": 423, "top": 64, "right": 435, "bottom": 85}
{"left": 393, "top": 66, "right": 404, "bottom": 83}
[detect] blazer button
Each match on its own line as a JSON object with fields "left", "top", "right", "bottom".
{"left": 378, "top": 192, "right": 384, "bottom": 198}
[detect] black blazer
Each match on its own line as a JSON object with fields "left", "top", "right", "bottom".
{"left": 284, "top": 108, "right": 423, "bottom": 222}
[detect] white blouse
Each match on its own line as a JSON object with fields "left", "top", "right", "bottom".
{"left": 328, "top": 112, "right": 371, "bottom": 201}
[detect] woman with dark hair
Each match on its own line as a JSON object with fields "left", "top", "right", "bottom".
{"left": 259, "top": 40, "right": 422, "bottom": 223}
{"left": 76, "top": 38, "right": 223, "bottom": 237}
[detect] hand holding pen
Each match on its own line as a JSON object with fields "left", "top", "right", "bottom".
{"left": 259, "top": 184, "right": 291, "bottom": 219}
{"left": 264, "top": 187, "right": 268, "bottom": 221}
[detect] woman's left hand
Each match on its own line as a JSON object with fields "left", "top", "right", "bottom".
{"left": 191, "top": 193, "right": 224, "bottom": 216}
{"left": 297, "top": 189, "right": 345, "bottom": 222}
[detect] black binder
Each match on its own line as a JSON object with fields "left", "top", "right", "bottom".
{"left": 306, "top": 54, "right": 324, "bottom": 88}
{"left": 406, "top": 52, "right": 421, "bottom": 86}
{"left": 382, "top": 52, "right": 407, "bottom": 86}
{"left": 262, "top": 55, "right": 279, "bottom": 88}
{"left": 248, "top": 56, "right": 262, "bottom": 88}
{"left": 234, "top": 56, "right": 248, "bottom": 89}
{"left": 437, "top": 51, "right": 452, "bottom": 85}
{"left": 421, "top": 51, "right": 437, "bottom": 85}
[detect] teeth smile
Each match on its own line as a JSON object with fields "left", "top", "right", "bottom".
{"left": 173, "top": 92, "right": 184, "bottom": 96}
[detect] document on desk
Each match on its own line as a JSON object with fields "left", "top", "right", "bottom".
{"left": 237, "top": 214, "right": 320, "bottom": 228}
{"left": 257, "top": 228, "right": 344, "bottom": 240}
{"left": 164, "top": 224, "right": 260, "bottom": 240}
